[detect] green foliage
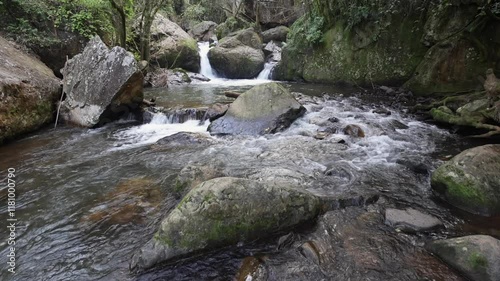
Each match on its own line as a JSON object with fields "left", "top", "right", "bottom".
{"left": 182, "top": 3, "right": 206, "bottom": 22}
{"left": 287, "top": 13, "right": 325, "bottom": 50}
{"left": 345, "top": 5, "right": 370, "bottom": 29}
{"left": 1, "top": 0, "right": 115, "bottom": 49}
{"left": 6, "top": 19, "right": 59, "bottom": 47}
{"left": 50, "top": 0, "right": 113, "bottom": 39}
{"left": 182, "top": 0, "right": 227, "bottom": 24}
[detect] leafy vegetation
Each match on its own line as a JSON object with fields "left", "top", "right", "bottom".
{"left": 286, "top": 13, "right": 325, "bottom": 50}
{"left": 1, "top": 0, "right": 114, "bottom": 46}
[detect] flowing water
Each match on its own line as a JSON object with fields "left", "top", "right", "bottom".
{"left": 0, "top": 47, "right": 499, "bottom": 280}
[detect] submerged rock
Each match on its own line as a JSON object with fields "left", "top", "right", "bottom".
{"left": 208, "top": 28, "right": 265, "bottom": 79}
{"left": 0, "top": 36, "right": 61, "bottom": 144}
{"left": 81, "top": 178, "right": 162, "bottom": 226}
{"left": 208, "top": 83, "right": 306, "bottom": 135}
{"left": 154, "top": 132, "right": 214, "bottom": 148}
{"left": 427, "top": 235, "right": 500, "bottom": 281}
{"left": 385, "top": 208, "right": 443, "bottom": 233}
{"left": 129, "top": 177, "right": 320, "bottom": 272}
{"left": 61, "top": 36, "right": 143, "bottom": 127}
{"left": 252, "top": 207, "right": 464, "bottom": 280}
{"left": 431, "top": 144, "right": 500, "bottom": 216}
{"left": 343, "top": 124, "right": 365, "bottom": 138}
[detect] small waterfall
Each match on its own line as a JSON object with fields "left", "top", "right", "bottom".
{"left": 198, "top": 42, "right": 217, "bottom": 79}
{"left": 145, "top": 108, "right": 207, "bottom": 124}
{"left": 256, "top": 62, "right": 276, "bottom": 80}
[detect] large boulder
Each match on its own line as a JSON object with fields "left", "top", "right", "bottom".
{"left": 208, "top": 28, "right": 265, "bottom": 79}
{"left": 61, "top": 36, "right": 144, "bottom": 127}
{"left": 0, "top": 36, "right": 61, "bottom": 144}
{"left": 208, "top": 83, "right": 306, "bottom": 135}
{"left": 274, "top": 0, "right": 498, "bottom": 94}
{"left": 262, "top": 26, "right": 289, "bottom": 43}
{"left": 431, "top": 144, "right": 500, "bottom": 216}
{"left": 189, "top": 21, "right": 217, "bottom": 42}
{"left": 427, "top": 235, "right": 500, "bottom": 281}
{"left": 149, "top": 14, "right": 200, "bottom": 72}
{"left": 129, "top": 177, "right": 321, "bottom": 272}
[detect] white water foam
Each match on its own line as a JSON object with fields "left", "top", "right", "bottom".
{"left": 109, "top": 113, "right": 210, "bottom": 150}
{"left": 256, "top": 62, "right": 275, "bottom": 80}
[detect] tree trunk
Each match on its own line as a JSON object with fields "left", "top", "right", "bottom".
{"left": 109, "top": 0, "right": 127, "bottom": 47}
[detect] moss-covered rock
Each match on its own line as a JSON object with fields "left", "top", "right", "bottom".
{"left": 431, "top": 144, "right": 500, "bottom": 216}
{"left": 275, "top": 1, "right": 429, "bottom": 85}
{"left": 0, "top": 36, "right": 61, "bottom": 144}
{"left": 427, "top": 235, "right": 500, "bottom": 281}
{"left": 274, "top": 0, "right": 500, "bottom": 95}
{"left": 149, "top": 14, "right": 200, "bottom": 72}
{"left": 215, "top": 17, "right": 250, "bottom": 40}
{"left": 130, "top": 177, "right": 321, "bottom": 272}
{"left": 208, "top": 28, "right": 265, "bottom": 79}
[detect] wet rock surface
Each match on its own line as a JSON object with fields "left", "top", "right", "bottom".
{"left": 208, "top": 83, "right": 306, "bottom": 135}
{"left": 431, "top": 144, "right": 500, "bottom": 216}
{"left": 61, "top": 36, "right": 143, "bottom": 127}
{"left": 130, "top": 177, "right": 321, "bottom": 271}
{"left": 385, "top": 208, "right": 443, "bottom": 233}
{"left": 5, "top": 85, "right": 492, "bottom": 281}
{"left": 427, "top": 235, "right": 500, "bottom": 281}
{"left": 239, "top": 207, "right": 464, "bottom": 281}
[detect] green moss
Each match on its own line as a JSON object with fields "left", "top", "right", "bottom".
{"left": 430, "top": 107, "right": 484, "bottom": 126}
{"left": 180, "top": 38, "right": 197, "bottom": 52}
{"left": 469, "top": 252, "right": 488, "bottom": 270}
{"left": 173, "top": 180, "right": 188, "bottom": 193}
{"left": 432, "top": 165, "right": 490, "bottom": 209}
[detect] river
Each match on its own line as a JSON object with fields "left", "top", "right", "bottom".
{"left": 0, "top": 44, "right": 499, "bottom": 281}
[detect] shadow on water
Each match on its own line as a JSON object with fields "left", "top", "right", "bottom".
{"left": 0, "top": 82, "right": 495, "bottom": 281}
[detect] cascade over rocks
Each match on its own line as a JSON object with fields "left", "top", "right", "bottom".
{"left": 61, "top": 36, "right": 143, "bottom": 127}
{"left": 208, "top": 83, "right": 306, "bottom": 135}
{"left": 0, "top": 36, "right": 61, "bottom": 144}
{"left": 129, "top": 177, "right": 321, "bottom": 272}
{"left": 431, "top": 144, "right": 500, "bottom": 216}
{"left": 148, "top": 14, "right": 200, "bottom": 72}
{"left": 208, "top": 28, "right": 265, "bottom": 79}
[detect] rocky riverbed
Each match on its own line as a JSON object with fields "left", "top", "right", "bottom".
{"left": 1, "top": 80, "right": 499, "bottom": 281}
